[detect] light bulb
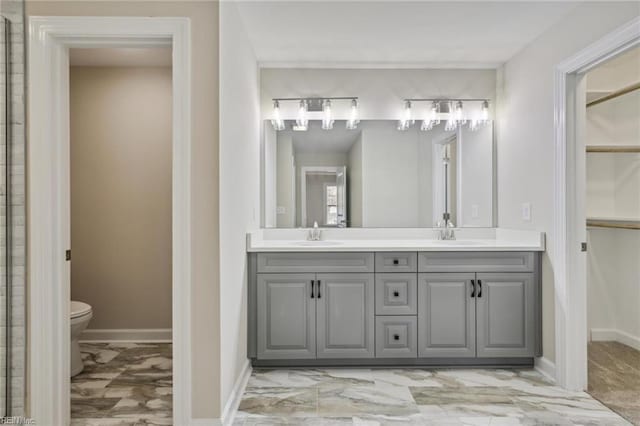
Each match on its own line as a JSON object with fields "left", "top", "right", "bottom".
{"left": 270, "top": 100, "right": 285, "bottom": 131}
{"left": 455, "top": 100, "right": 466, "bottom": 125}
{"left": 444, "top": 101, "right": 457, "bottom": 131}
{"left": 346, "top": 99, "right": 360, "bottom": 130}
{"left": 420, "top": 101, "right": 440, "bottom": 131}
{"left": 398, "top": 100, "right": 414, "bottom": 131}
{"left": 296, "top": 100, "right": 308, "bottom": 130}
{"left": 322, "top": 99, "right": 334, "bottom": 130}
{"left": 481, "top": 100, "right": 490, "bottom": 123}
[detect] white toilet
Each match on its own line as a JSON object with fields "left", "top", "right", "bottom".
{"left": 70, "top": 301, "right": 93, "bottom": 377}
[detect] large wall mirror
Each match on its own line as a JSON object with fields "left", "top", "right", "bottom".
{"left": 263, "top": 120, "right": 494, "bottom": 228}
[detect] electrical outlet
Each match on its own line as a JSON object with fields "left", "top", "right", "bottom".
{"left": 471, "top": 204, "right": 479, "bottom": 219}
{"left": 521, "top": 203, "right": 532, "bottom": 221}
{"left": 276, "top": 206, "right": 286, "bottom": 215}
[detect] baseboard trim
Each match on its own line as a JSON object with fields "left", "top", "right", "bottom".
{"left": 190, "top": 419, "right": 221, "bottom": 426}
{"left": 80, "top": 328, "right": 172, "bottom": 343}
{"left": 221, "top": 359, "right": 252, "bottom": 426}
{"left": 591, "top": 328, "right": 640, "bottom": 351}
{"left": 534, "top": 357, "right": 556, "bottom": 383}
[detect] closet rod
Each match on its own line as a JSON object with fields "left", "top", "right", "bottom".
{"left": 586, "top": 145, "right": 640, "bottom": 153}
{"left": 587, "top": 219, "right": 640, "bottom": 230}
{"left": 587, "top": 82, "right": 640, "bottom": 107}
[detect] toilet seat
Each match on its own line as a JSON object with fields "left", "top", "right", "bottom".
{"left": 70, "top": 301, "right": 92, "bottom": 319}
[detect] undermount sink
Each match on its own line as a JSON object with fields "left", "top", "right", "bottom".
{"left": 433, "top": 240, "right": 487, "bottom": 245}
{"left": 293, "top": 240, "right": 344, "bottom": 246}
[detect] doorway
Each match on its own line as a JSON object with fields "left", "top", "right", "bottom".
{"left": 68, "top": 47, "right": 173, "bottom": 423}
{"left": 28, "top": 17, "right": 192, "bottom": 425}
{"left": 583, "top": 46, "right": 640, "bottom": 424}
{"left": 552, "top": 13, "right": 639, "bottom": 395}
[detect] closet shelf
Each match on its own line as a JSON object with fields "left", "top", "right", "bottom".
{"left": 586, "top": 145, "right": 640, "bottom": 153}
{"left": 586, "top": 81, "right": 640, "bottom": 108}
{"left": 587, "top": 218, "right": 640, "bottom": 230}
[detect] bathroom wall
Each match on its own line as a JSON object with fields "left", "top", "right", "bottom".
{"left": 69, "top": 66, "right": 172, "bottom": 333}
{"left": 497, "top": 1, "right": 640, "bottom": 369}
{"left": 219, "top": 0, "right": 260, "bottom": 419}
{"left": 26, "top": 1, "right": 221, "bottom": 420}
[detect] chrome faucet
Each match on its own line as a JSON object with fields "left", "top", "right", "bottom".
{"left": 437, "top": 213, "right": 456, "bottom": 240}
{"left": 307, "top": 221, "right": 322, "bottom": 241}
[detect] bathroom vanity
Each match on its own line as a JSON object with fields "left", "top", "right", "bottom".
{"left": 247, "top": 229, "right": 545, "bottom": 368}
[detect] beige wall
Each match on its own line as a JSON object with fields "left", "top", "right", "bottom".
{"left": 70, "top": 66, "right": 172, "bottom": 330}
{"left": 26, "top": 1, "right": 221, "bottom": 419}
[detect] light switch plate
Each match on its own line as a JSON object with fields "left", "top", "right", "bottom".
{"left": 521, "top": 203, "right": 532, "bottom": 221}
{"left": 471, "top": 204, "right": 479, "bottom": 218}
{"left": 276, "top": 206, "right": 286, "bottom": 215}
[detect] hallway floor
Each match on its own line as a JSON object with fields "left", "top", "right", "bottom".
{"left": 588, "top": 341, "right": 640, "bottom": 425}
{"left": 235, "top": 368, "right": 629, "bottom": 425}
{"left": 70, "top": 342, "right": 172, "bottom": 425}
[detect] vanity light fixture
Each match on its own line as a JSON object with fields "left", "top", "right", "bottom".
{"left": 296, "top": 100, "right": 309, "bottom": 130}
{"left": 397, "top": 100, "right": 414, "bottom": 131}
{"left": 270, "top": 96, "right": 359, "bottom": 131}
{"left": 322, "top": 99, "right": 334, "bottom": 130}
{"left": 346, "top": 99, "right": 360, "bottom": 130}
{"left": 404, "top": 98, "right": 491, "bottom": 132}
{"left": 270, "top": 100, "right": 285, "bottom": 131}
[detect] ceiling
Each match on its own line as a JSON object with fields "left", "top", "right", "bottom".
{"left": 290, "top": 121, "right": 361, "bottom": 153}
{"left": 235, "top": 1, "right": 580, "bottom": 67}
{"left": 69, "top": 48, "right": 172, "bottom": 67}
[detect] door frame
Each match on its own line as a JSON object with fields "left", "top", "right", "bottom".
{"left": 552, "top": 16, "right": 639, "bottom": 390}
{"left": 300, "top": 166, "right": 344, "bottom": 227}
{"left": 28, "top": 16, "right": 192, "bottom": 424}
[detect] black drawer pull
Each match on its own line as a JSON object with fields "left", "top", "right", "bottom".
{"left": 393, "top": 259, "right": 399, "bottom": 265}
{"left": 311, "top": 280, "right": 315, "bottom": 298}
{"left": 393, "top": 291, "right": 400, "bottom": 297}
{"left": 393, "top": 334, "right": 400, "bottom": 341}
{"left": 317, "top": 280, "right": 321, "bottom": 299}
{"left": 477, "top": 280, "right": 482, "bottom": 298}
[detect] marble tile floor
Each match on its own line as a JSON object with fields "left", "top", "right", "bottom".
{"left": 588, "top": 341, "right": 640, "bottom": 425}
{"left": 235, "top": 368, "right": 631, "bottom": 425}
{"left": 70, "top": 342, "right": 172, "bottom": 426}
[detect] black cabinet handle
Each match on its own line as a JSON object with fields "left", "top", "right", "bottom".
{"left": 310, "top": 280, "right": 315, "bottom": 298}
{"left": 477, "top": 280, "right": 482, "bottom": 298}
{"left": 393, "top": 291, "right": 400, "bottom": 297}
{"left": 393, "top": 259, "right": 399, "bottom": 265}
{"left": 317, "top": 280, "right": 321, "bottom": 299}
{"left": 393, "top": 334, "right": 400, "bottom": 341}
{"left": 471, "top": 280, "right": 476, "bottom": 298}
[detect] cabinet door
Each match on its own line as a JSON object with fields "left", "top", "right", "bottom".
{"left": 476, "top": 273, "right": 535, "bottom": 357}
{"left": 418, "top": 273, "right": 476, "bottom": 358}
{"left": 316, "top": 273, "right": 375, "bottom": 358}
{"left": 257, "top": 274, "right": 316, "bottom": 359}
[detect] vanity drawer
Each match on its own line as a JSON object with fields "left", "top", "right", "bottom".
{"left": 418, "top": 252, "right": 535, "bottom": 273}
{"left": 257, "top": 252, "right": 374, "bottom": 273}
{"left": 375, "top": 252, "right": 418, "bottom": 273}
{"left": 375, "top": 273, "right": 417, "bottom": 315}
{"left": 375, "top": 316, "right": 417, "bottom": 358}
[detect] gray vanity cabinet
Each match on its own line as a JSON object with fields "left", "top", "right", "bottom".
{"left": 256, "top": 273, "right": 316, "bottom": 359}
{"left": 476, "top": 273, "right": 535, "bottom": 358}
{"left": 418, "top": 273, "right": 476, "bottom": 357}
{"left": 316, "top": 273, "right": 375, "bottom": 358}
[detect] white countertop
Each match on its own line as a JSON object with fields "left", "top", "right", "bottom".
{"left": 247, "top": 228, "right": 545, "bottom": 252}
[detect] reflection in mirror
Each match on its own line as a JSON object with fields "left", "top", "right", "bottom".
{"left": 263, "top": 120, "right": 493, "bottom": 228}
